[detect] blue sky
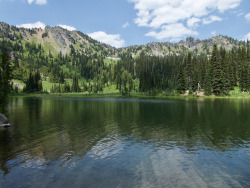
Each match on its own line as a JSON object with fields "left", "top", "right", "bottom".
{"left": 0, "top": 0, "right": 249, "bottom": 48}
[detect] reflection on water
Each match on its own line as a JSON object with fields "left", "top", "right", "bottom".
{"left": 0, "top": 97, "right": 250, "bottom": 187}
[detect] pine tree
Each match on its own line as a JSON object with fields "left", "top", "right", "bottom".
{"left": 71, "top": 74, "right": 80, "bottom": 92}
{"left": 223, "top": 53, "right": 231, "bottom": 95}
{"left": 0, "top": 52, "right": 11, "bottom": 106}
{"left": 59, "top": 71, "right": 65, "bottom": 84}
{"left": 211, "top": 45, "right": 224, "bottom": 95}
{"left": 204, "top": 66, "right": 212, "bottom": 95}
{"left": 239, "top": 46, "right": 248, "bottom": 91}
{"left": 176, "top": 65, "right": 186, "bottom": 94}
{"left": 34, "top": 70, "right": 41, "bottom": 91}
{"left": 247, "top": 40, "right": 250, "bottom": 62}
{"left": 191, "top": 56, "right": 199, "bottom": 92}
{"left": 185, "top": 53, "right": 193, "bottom": 90}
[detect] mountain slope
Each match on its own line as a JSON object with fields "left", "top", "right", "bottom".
{"left": 1, "top": 21, "right": 249, "bottom": 96}
{"left": 1, "top": 21, "right": 246, "bottom": 59}
{"left": 0, "top": 22, "right": 115, "bottom": 57}
{"left": 122, "top": 36, "right": 245, "bottom": 57}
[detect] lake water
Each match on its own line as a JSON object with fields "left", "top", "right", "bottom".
{"left": 0, "top": 97, "right": 250, "bottom": 188}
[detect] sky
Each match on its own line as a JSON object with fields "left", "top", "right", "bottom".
{"left": 0, "top": 0, "right": 249, "bottom": 48}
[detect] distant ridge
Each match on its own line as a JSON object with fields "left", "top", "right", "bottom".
{"left": 0, "top": 21, "right": 246, "bottom": 58}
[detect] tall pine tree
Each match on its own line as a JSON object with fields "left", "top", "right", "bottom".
{"left": 176, "top": 65, "right": 186, "bottom": 94}
{"left": 211, "top": 45, "right": 224, "bottom": 95}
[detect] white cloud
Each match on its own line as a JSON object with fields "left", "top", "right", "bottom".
{"left": 202, "top": 15, "right": 222, "bottom": 24}
{"left": 27, "top": 0, "right": 47, "bottom": 5}
{"left": 129, "top": 0, "right": 241, "bottom": 40}
{"left": 16, "top": 21, "right": 46, "bottom": 29}
{"left": 58, "top": 24, "right": 76, "bottom": 31}
{"left": 145, "top": 23, "right": 198, "bottom": 41}
{"left": 122, "top": 22, "right": 130, "bottom": 28}
{"left": 88, "top": 31, "right": 125, "bottom": 48}
{"left": 211, "top": 31, "right": 217, "bottom": 36}
{"left": 130, "top": 0, "right": 240, "bottom": 27}
{"left": 242, "top": 33, "right": 250, "bottom": 41}
{"left": 245, "top": 13, "right": 250, "bottom": 21}
{"left": 187, "top": 17, "right": 201, "bottom": 28}
{"left": 236, "top": 11, "right": 244, "bottom": 17}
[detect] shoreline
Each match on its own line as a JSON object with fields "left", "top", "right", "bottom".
{"left": 10, "top": 92, "right": 250, "bottom": 100}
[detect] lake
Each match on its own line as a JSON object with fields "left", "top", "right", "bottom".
{"left": 0, "top": 97, "right": 250, "bottom": 188}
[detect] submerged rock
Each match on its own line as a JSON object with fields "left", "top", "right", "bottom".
{"left": 0, "top": 123, "right": 11, "bottom": 127}
{"left": 0, "top": 113, "right": 11, "bottom": 127}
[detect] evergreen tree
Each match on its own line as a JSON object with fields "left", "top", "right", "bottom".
{"left": 71, "top": 74, "right": 80, "bottom": 92}
{"left": 176, "top": 65, "right": 186, "bottom": 94}
{"left": 191, "top": 56, "right": 199, "bottom": 92}
{"left": 223, "top": 53, "right": 231, "bottom": 95}
{"left": 24, "top": 70, "right": 42, "bottom": 92}
{"left": 247, "top": 39, "right": 250, "bottom": 62}
{"left": 185, "top": 53, "right": 193, "bottom": 90}
{"left": 0, "top": 52, "right": 11, "bottom": 107}
{"left": 211, "top": 45, "right": 224, "bottom": 95}
{"left": 34, "top": 70, "right": 41, "bottom": 91}
{"left": 59, "top": 71, "right": 65, "bottom": 84}
{"left": 204, "top": 67, "right": 212, "bottom": 95}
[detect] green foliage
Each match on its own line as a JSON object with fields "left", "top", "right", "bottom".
{"left": 176, "top": 65, "right": 186, "bottom": 94}
{"left": 211, "top": 45, "right": 224, "bottom": 95}
{"left": 0, "top": 51, "right": 11, "bottom": 106}
{"left": 1, "top": 22, "right": 249, "bottom": 97}
{"left": 23, "top": 70, "right": 43, "bottom": 93}
{"left": 204, "top": 69, "right": 212, "bottom": 95}
{"left": 71, "top": 74, "right": 80, "bottom": 92}
{"left": 42, "top": 32, "right": 48, "bottom": 38}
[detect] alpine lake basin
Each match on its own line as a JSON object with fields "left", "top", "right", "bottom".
{"left": 0, "top": 97, "right": 249, "bottom": 188}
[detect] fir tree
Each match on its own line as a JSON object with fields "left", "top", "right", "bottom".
{"left": 191, "top": 56, "right": 199, "bottom": 92}
{"left": 223, "top": 53, "right": 231, "bottom": 95}
{"left": 247, "top": 39, "right": 250, "bottom": 62}
{"left": 211, "top": 45, "right": 224, "bottom": 95}
{"left": 176, "top": 65, "right": 186, "bottom": 94}
{"left": 0, "top": 52, "right": 11, "bottom": 107}
{"left": 72, "top": 74, "right": 80, "bottom": 92}
{"left": 204, "top": 66, "right": 212, "bottom": 96}
{"left": 185, "top": 53, "right": 193, "bottom": 90}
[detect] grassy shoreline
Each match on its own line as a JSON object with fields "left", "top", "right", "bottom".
{"left": 10, "top": 92, "right": 250, "bottom": 100}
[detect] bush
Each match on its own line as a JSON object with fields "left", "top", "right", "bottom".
{"left": 42, "top": 32, "right": 48, "bottom": 38}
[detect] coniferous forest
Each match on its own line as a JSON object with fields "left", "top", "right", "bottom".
{"left": 1, "top": 22, "right": 250, "bottom": 102}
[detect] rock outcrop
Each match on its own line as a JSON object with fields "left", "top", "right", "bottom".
{"left": 0, "top": 113, "right": 11, "bottom": 127}
{"left": 45, "top": 26, "right": 67, "bottom": 47}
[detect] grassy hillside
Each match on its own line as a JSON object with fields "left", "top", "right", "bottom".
{"left": 1, "top": 21, "right": 249, "bottom": 97}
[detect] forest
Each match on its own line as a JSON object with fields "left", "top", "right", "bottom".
{"left": 0, "top": 24, "right": 250, "bottom": 101}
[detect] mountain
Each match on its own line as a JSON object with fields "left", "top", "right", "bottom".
{"left": 0, "top": 21, "right": 245, "bottom": 59}
{"left": 123, "top": 35, "right": 245, "bottom": 57}
{"left": 0, "top": 22, "right": 115, "bottom": 57}
{"left": 1, "top": 21, "right": 249, "bottom": 96}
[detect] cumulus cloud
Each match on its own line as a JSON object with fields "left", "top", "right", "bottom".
{"left": 27, "top": 0, "right": 47, "bottom": 5}
{"left": 88, "top": 31, "right": 125, "bottom": 48}
{"left": 122, "top": 22, "right": 130, "bottom": 28}
{"left": 145, "top": 23, "right": 198, "bottom": 41}
{"left": 16, "top": 21, "right": 46, "bottom": 29}
{"left": 202, "top": 15, "right": 222, "bottom": 24}
{"left": 245, "top": 13, "right": 250, "bottom": 21}
{"left": 129, "top": 0, "right": 241, "bottom": 40}
{"left": 187, "top": 17, "right": 201, "bottom": 28}
{"left": 58, "top": 24, "right": 76, "bottom": 31}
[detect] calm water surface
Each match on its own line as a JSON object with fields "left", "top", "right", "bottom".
{"left": 0, "top": 97, "right": 250, "bottom": 188}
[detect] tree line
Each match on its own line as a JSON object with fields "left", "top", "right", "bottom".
{"left": 176, "top": 42, "right": 250, "bottom": 95}
{"left": 1, "top": 24, "right": 250, "bottom": 97}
